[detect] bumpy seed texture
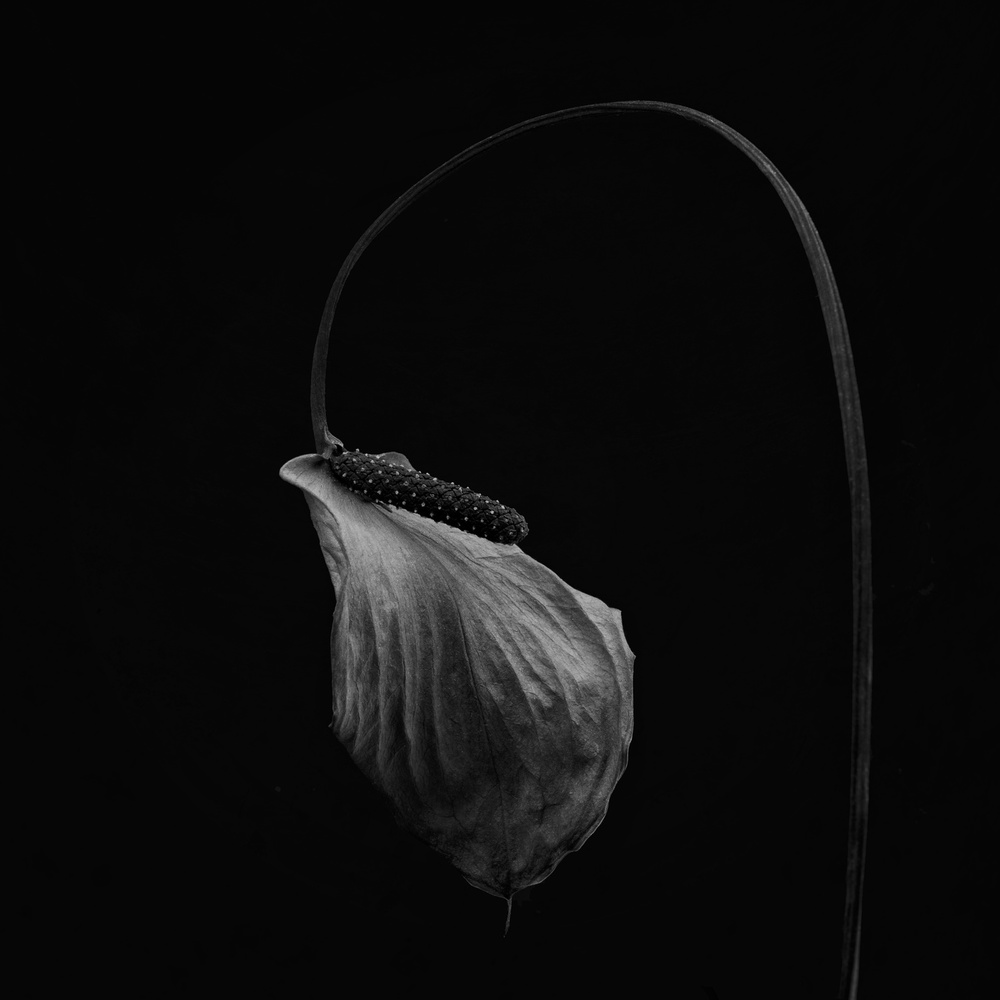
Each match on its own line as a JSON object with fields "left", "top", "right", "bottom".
{"left": 329, "top": 451, "right": 529, "bottom": 545}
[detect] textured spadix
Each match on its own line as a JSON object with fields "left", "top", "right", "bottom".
{"left": 280, "top": 452, "right": 634, "bottom": 898}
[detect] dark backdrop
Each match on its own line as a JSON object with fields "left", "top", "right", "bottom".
{"left": 20, "top": 9, "right": 993, "bottom": 998}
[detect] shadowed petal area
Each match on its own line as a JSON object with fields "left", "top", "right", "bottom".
{"left": 280, "top": 453, "right": 634, "bottom": 898}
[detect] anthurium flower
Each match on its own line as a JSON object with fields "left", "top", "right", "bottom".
{"left": 280, "top": 451, "right": 634, "bottom": 900}
{"left": 289, "top": 100, "right": 870, "bottom": 984}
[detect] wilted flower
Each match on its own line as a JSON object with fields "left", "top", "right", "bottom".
{"left": 281, "top": 452, "right": 634, "bottom": 901}
{"left": 288, "top": 99, "right": 870, "bottom": 981}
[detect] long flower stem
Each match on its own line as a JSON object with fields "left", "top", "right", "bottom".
{"left": 310, "top": 101, "right": 871, "bottom": 999}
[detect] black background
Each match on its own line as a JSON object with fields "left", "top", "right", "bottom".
{"left": 19, "top": 8, "right": 994, "bottom": 997}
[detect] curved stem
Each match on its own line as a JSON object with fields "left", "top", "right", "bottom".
{"left": 310, "top": 100, "right": 871, "bottom": 999}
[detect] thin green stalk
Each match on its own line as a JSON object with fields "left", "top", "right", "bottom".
{"left": 310, "top": 101, "right": 872, "bottom": 999}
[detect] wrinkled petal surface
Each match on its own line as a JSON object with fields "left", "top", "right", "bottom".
{"left": 281, "top": 453, "right": 634, "bottom": 898}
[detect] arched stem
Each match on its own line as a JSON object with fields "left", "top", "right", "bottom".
{"left": 310, "top": 101, "right": 871, "bottom": 999}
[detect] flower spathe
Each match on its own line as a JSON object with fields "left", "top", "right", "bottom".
{"left": 280, "top": 452, "right": 635, "bottom": 898}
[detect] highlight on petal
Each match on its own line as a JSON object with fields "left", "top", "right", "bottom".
{"left": 280, "top": 453, "right": 635, "bottom": 899}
